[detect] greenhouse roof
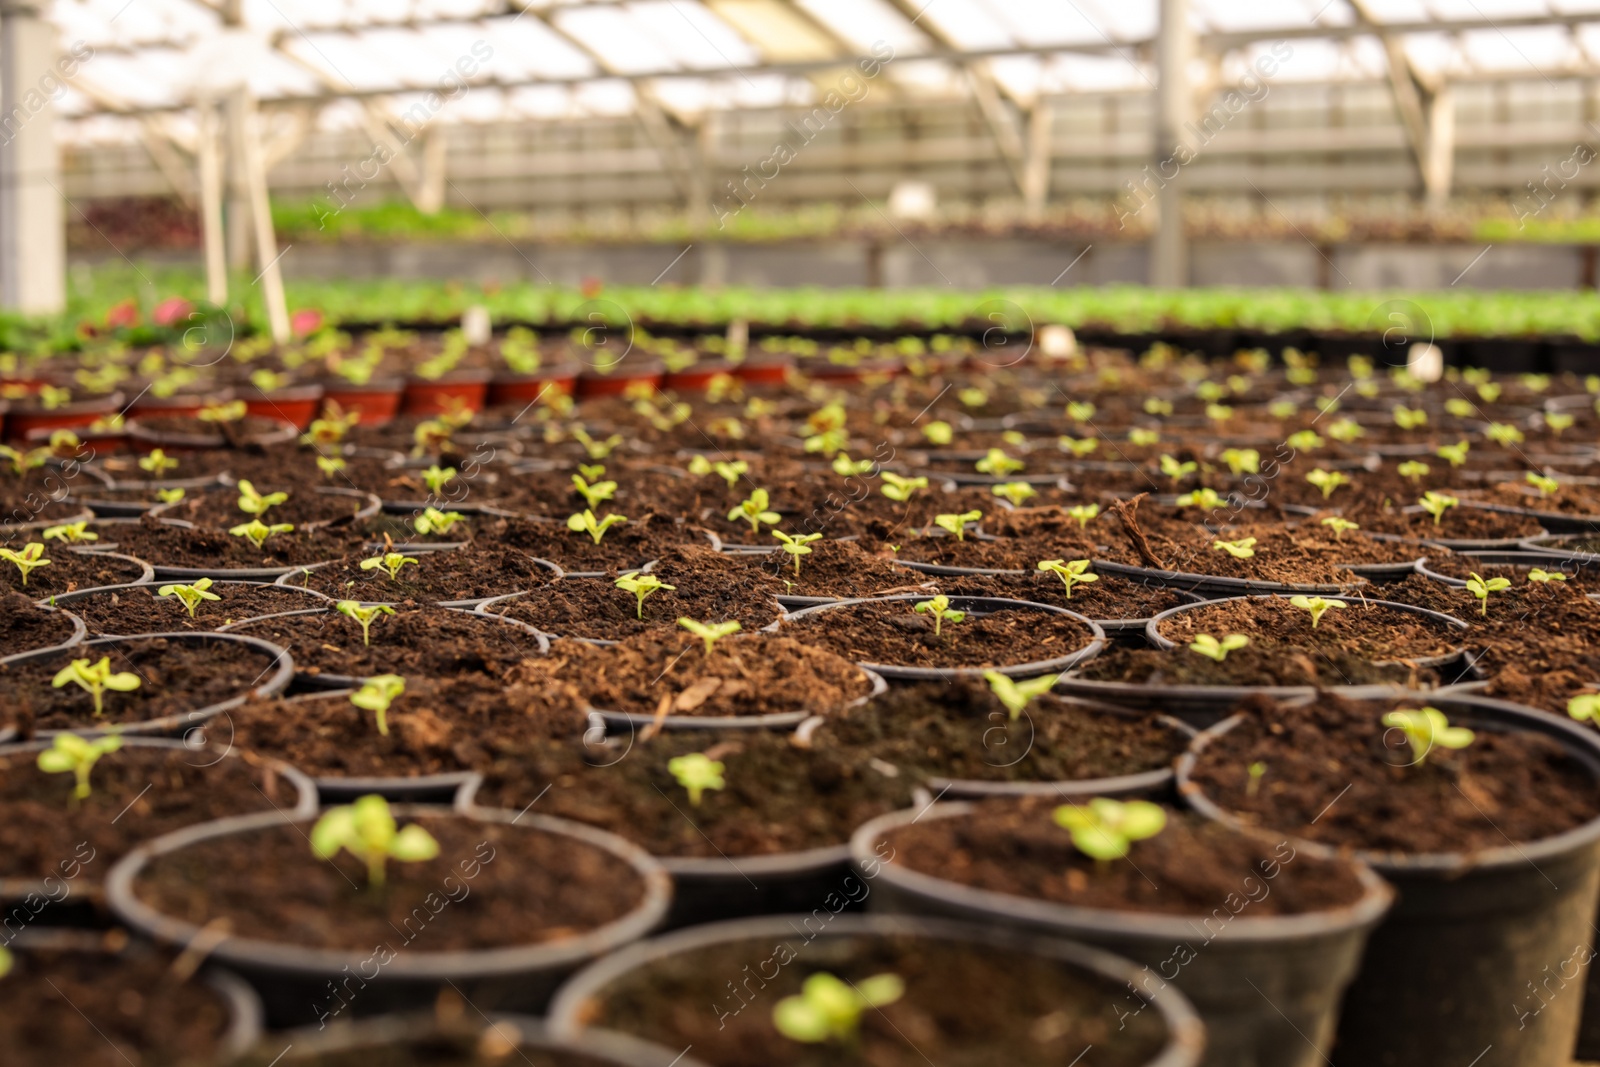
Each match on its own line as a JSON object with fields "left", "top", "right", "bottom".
{"left": 47, "top": 0, "right": 1600, "bottom": 143}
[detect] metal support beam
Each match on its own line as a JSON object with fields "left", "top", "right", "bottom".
{"left": 196, "top": 99, "right": 227, "bottom": 305}
{"left": 1022, "top": 102, "right": 1054, "bottom": 220}
{"left": 1151, "top": 0, "right": 1190, "bottom": 288}
{"left": 0, "top": 0, "right": 65, "bottom": 313}
{"left": 1353, "top": 0, "right": 1454, "bottom": 208}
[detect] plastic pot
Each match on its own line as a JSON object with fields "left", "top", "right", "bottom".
{"left": 546, "top": 914, "right": 1205, "bottom": 1067}
{"left": 275, "top": 555, "right": 564, "bottom": 609}
{"left": 0, "top": 736, "right": 316, "bottom": 926}
{"left": 2, "top": 631, "right": 295, "bottom": 738}
{"left": 240, "top": 383, "right": 325, "bottom": 430}
{"left": 486, "top": 364, "right": 581, "bottom": 408}
{"left": 246, "top": 1012, "right": 710, "bottom": 1067}
{"left": 576, "top": 363, "right": 665, "bottom": 399}
{"left": 1463, "top": 498, "right": 1600, "bottom": 536}
{"left": 36, "top": 547, "right": 156, "bottom": 587}
{"left": 1416, "top": 551, "right": 1571, "bottom": 587}
{"left": 105, "top": 805, "right": 672, "bottom": 1029}
{"left": 1398, "top": 503, "right": 1547, "bottom": 550}
{"left": 127, "top": 416, "right": 298, "bottom": 452}
{"left": 151, "top": 485, "right": 382, "bottom": 534}
{"left": 852, "top": 803, "right": 1392, "bottom": 1067}
{"left": 1176, "top": 692, "right": 1600, "bottom": 1067}
{"left": 7, "top": 599, "right": 87, "bottom": 658}
{"left": 781, "top": 594, "right": 1107, "bottom": 682}
{"left": 0, "top": 505, "right": 95, "bottom": 549}
{"left": 401, "top": 370, "right": 493, "bottom": 416}
{"left": 319, "top": 377, "right": 405, "bottom": 426}
{"left": 1518, "top": 533, "right": 1600, "bottom": 564}
{"left": 4, "top": 392, "right": 123, "bottom": 443}
{"left": 72, "top": 472, "right": 230, "bottom": 516}
{"left": 44, "top": 579, "right": 332, "bottom": 637}
{"left": 661, "top": 361, "right": 737, "bottom": 392}
{"left": 1092, "top": 558, "right": 1364, "bottom": 598}
{"left": 730, "top": 354, "right": 793, "bottom": 386}
{"left": 585, "top": 665, "right": 888, "bottom": 733}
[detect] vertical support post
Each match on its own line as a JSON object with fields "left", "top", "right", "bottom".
{"left": 196, "top": 100, "right": 228, "bottom": 306}
{"left": 1022, "top": 102, "right": 1053, "bottom": 221}
{"left": 1150, "top": 0, "right": 1191, "bottom": 288}
{"left": 236, "top": 94, "right": 290, "bottom": 343}
{"left": 0, "top": 0, "right": 65, "bottom": 313}
{"left": 1422, "top": 86, "right": 1454, "bottom": 210}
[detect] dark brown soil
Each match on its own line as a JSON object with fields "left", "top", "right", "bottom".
{"left": 62, "top": 582, "right": 327, "bottom": 636}
{"left": 586, "top": 930, "right": 1171, "bottom": 1067}
{"left": 135, "top": 413, "right": 289, "bottom": 444}
{"left": 488, "top": 513, "right": 717, "bottom": 572}
{"left": 1105, "top": 522, "right": 1374, "bottom": 586}
{"left": 471, "top": 729, "right": 913, "bottom": 858}
{"left": 1074, "top": 644, "right": 1456, "bottom": 689}
{"left": 92, "top": 449, "right": 233, "bottom": 484}
{"left": 0, "top": 591, "right": 79, "bottom": 651}
{"left": 224, "top": 606, "right": 545, "bottom": 681}
{"left": 1471, "top": 479, "right": 1600, "bottom": 517}
{"left": 298, "top": 544, "right": 558, "bottom": 602}
{"left": 937, "top": 570, "right": 1189, "bottom": 622}
{"left": 731, "top": 538, "right": 934, "bottom": 599}
{"left": 1421, "top": 553, "right": 1598, "bottom": 589}
{"left": 1187, "top": 693, "right": 1600, "bottom": 853}
{"left": 158, "top": 485, "right": 371, "bottom": 530}
{"left": 1156, "top": 596, "right": 1464, "bottom": 661}
{"left": 812, "top": 680, "right": 1188, "bottom": 784}
{"left": 227, "top": 449, "right": 403, "bottom": 497}
{"left": 1, "top": 938, "right": 237, "bottom": 1067}
{"left": 233, "top": 676, "right": 587, "bottom": 779}
{"left": 0, "top": 744, "right": 302, "bottom": 898}
{"left": 241, "top": 1027, "right": 641, "bottom": 1067}
{"left": 132, "top": 814, "right": 647, "bottom": 952}
{"left": 486, "top": 545, "right": 783, "bottom": 638}
{"left": 884, "top": 799, "right": 1367, "bottom": 916}
{"left": 98, "top": 516, "right": 356, "bottom": 570}
{"left": 1, "top": 548, "right": 147, "bottom": 596}
{"left": 2, "top": 636, "right": 284, "bottom": 733}
{"left": 889, "top": 507, "right": 1102, "bottom": 570}
{"left": 1352, "top": 500, "right": 1544, "bottom": 541}
{"left": 507, "top": 630, "right": 871, "bottom": 719}
{"left": 781, "top": 598, "right": 1096, "bottom": 670}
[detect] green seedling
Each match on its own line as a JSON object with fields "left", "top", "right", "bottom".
{"left": 1397, "top": 460, "right": 1430, "bottom": 484}
{"left": 1290, "top": 595, "right": 1346, "bottom": 628}
{"left": 913, "top": 594, "right": 966, "bottom": 637}
{"left": 982, "top": 670, "right": 1059, "bottom": 721}
{"left": 1158, "top": 454, "right": 1197, "bottom": 485}
{"left": 1059, "top": 435, "right": 1098, "bottom": 457}
{"left": 157, "top": 577, "right": 221, "bottom": 618}
{"left": 933, "top": 510, "right": 982, "bottom": 541}
{"left": 361, "top": 552, "right": 419, "bottom": 582}
{"left": 229, "top": 520, "right": 295, "bottom": 550}
{"left": 0, "top": 445, "right": 47, "bottom": 476}
{"left": 236, "top": 480, "right": 288, "bottom": 518}
{"left": 679, "top": 617, "right": 742, "bottom": 655}
{"left": 1382, "top": 707, "right": 1475, "bottom": 766}
{"left": 1189, "top": 633, "right": 1249, "bottom": 662}
{"left": 1545, "top": 412, "right": 1576, "bottom": 435}
{"left": 350, "top": 674, "right": 405, "bottom": 736}
{"left": 1526, "top": 472, "right": 1560, "bottom": 497}
{"left": 1568, "top": 693, "right": 1600, "bottom": 726}
{"left": 337, "top": 600, "right": 395, "bottom": 646}
{"left": 1321, "top": 517, "right": 1360, "bottom": 539}
{"left": 1393, "top": 406, "right": 1428, "bottom": 430}
{"left": 1144, "top": 397, "right": 1173, "bottom": 416}
{"left": 1486, "top": 421, "right": 1525, "bottom": 448}
{"left": 975, "top": 449, "right": 1025, "bottom": 477}
{"left": 566, "top": 509, "right": 628, "bottom": 544}
{"left": 37, "top": 733, "right": 123, "bottom": 800}
{"left": 1212, "top": 537, "right": 1257, "bottom": 559}
{"left": 413, "top": 508, "right": 466, "bottom": 536}
{"left": 773, "top": 972, "right": 905, "bottom": 1046}
{"left": 1128, "top": 427, "right": 1160, "bottom": 447}
{"left": 711, "top": 460, "right": 749, "bottom": 488}
{"left": 1038, "top": 559, "right": 1098, "bottom": 599}
{"left": 1175, "top": 487, "right": 1224, "bottom": 509}
{"left": 138, "top": 449, "right": 179, "bottom": 475}
{"left": 921, "top": 420, "right": 954, "bottom": 446}
{"left": 1444, "top": 398, "right": 1476, "bottom": 419}
{"left": 1053, "top": 797, "right": 1167, "bottom": 862}
{"left": 1220, "top": 448, "right": 1260, "bottom": 475}
{"left": 311, "top": 794, "right": 439, "bottom": 888}
{"left": 1326, "top": 418, "right": 1364, "bottom": 443}
{"left": 578, "top": 463, "right": 606, "bottom": 482}
{"left": 615, "top": 572, "right": 675, "bottom": 618}
{"left": 879, "top": 472, "right": 928, "bottom": 503}
{"left": 729, "top": 489, "right": 781, "bottom": 536}
{"left": 42, "top": 522, "right": 96, "bottom": 545}
{"left": 197, "top": 399, "right": 247, "bottom": 423}
{"left": 1528, "top": 569, "right": 1568, "bottom": 583}
{"left": 52, "top": 656, "right": 141, "bottom": 717}
{"left": 1068, "top": 503, "right": 1100, "bottom": 528}
{"left": 1465, "top": 572, "right": 1512, "bottom": 616}
{"left": 989, "top": 480, "right": 1037, "bottom": 507}
{"left": 156, "top": 487, "right": 186, "bottom": 505}
{"left": 667, "top": 752, "right": 725, "bottom": 806}
{"left": 1306, "top": 469, "right": 1349, "bottom": 500}
{"left": 0, "top": 542, "right": 50, "bottom": 585}
{"left": 1286, "top": 430, "right": 1324, "bottom": 452}
{"left": 571, "top": 428, "right": 623, "bottom": 461}
{"left": 316, "top": 456, "right": 346, "bottom": 480}
{"left": 421, "top": 465, "right": 457, "bottom": 496}
{"left": 1435, "top": 441, "right": 1470, "bottom": 468}
{"left": 959, "top": 387, "right": 989, "bottom": 408}
{"left": 1419, "top": 491, "right": 1458, "bottom": 526}
{"left": 1246, "top": 761, "right": 1267, "bottom": 798}
{"left": 571, "top": 473, "right": 617, "bottom": 510}
{"left": 832, "top": 454, "right": 875, "bottom": 477}
{"left": 772, "top": 531, "right": 823, "bottom": 575}
{"left": 1066, "top": 401, "right": 1096, "bottom": 423}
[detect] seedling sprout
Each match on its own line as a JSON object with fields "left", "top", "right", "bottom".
{"left": 729, "top": 489, "right": 781, "bottom": 536}
{"left": 1382, "top": 707, "right": 1475, "bottom": 766}
{"left": 156, "top": 488, "right": 186, "bottom": 504}
{"left": 567, "top": 509, "right": 628, "bottom": 545}
{"left": 982, "top": 670, "right": 1059, "bottom": 721}
{"left": 52, "top": 656, "right": 141, "bottom": 717}
{"left": 832, "top": 454, "right": 874, "bottom": 477}
{"left": 157, "top": 578, "right": 221, "bottom": 618}
{"left": 773, "top": 972, "right": 905, "bottom": 1046}
{"left": 879, "top": 472, "right": 927, "bottom": 502}
{"left": 1052, "top": 797, "right": 1167, "bottom": 862}
{"left": 236, "top": 480, "right": 288, "bottom": 517}
{"left": 1528, "top": 569, "right": 1568, "bottom": 583}
{"left": 571, "top": 472, "right": 617, "bottom": 511}
{"left": 1068, "top": 503, "right": 1100, "bottom": 528}
{"left": 1397, "top": 460, "right": 1430, "bottom": 484}
{"left": 1526, "top": 472, "right": 1560, "bottom": 497}
{"left": 1158, "top": 454, "right": 1197, "bottom": 485}
{"left": 772, "top": 531, "right": 823, "bottom": 574}
{"left": 975, "top": 449, "right": 1025, "bottom": 477}
{"left": 42, "top": 522, "right": 96, "bottom": 545}
{"left": 913, "top": 595, "right": 966, "bottom": 637}
{"left": 421, "top": 465, "right": 457, "bottom": 497}
{"left": 1465, "top": 572, "right": 1512, "bottom": 616}
{"left": 1175, "top": 487, "right": 1224, "bottom": 509}
{"left": 1321, "top": 517, "right": 1360, "bottom": 539}
{"left": 615, "top": 572, "right": 674, "bottom": 618}
{"left": 1220, "top": 448, "right": 1260, "bottom": 475}
{"left": 667, "top": 752, "right": 725, "bottom": 806}
{"left": 316, "top": 456, "right": 346, "bottom": 480}
{"left": 37, "top": 733, "right": 122, "bottom": 800}
{"left": 0, "top": 542, "right": 50, "bottom": 585}
{"left": 1305, "top": 469, "right": 1349, "bottom": 500}
{"left": 991, "top": 481, "right": 1036, "bottom": 506}
{"left": 1037, "top": 559, "right": 1097, "bottom": 598}
{"left": 1419, "top": 491, "right": 1458, "bottom": 526}
{"left": 678, "top": 617, "right": 741, "bottom": 655}
{"left": 1189, "top": 633, "right": 1249, "bottom": 662}
{"left": 338, "top": 600, "right": 395, "bottom": 646}
{"left": 933, "top": 510, "right": 982, "bottom": 541}
{"left": 1212, "top": 537, "right": 1257, "bottom": 559}
{"left": 1246, "top": 761, "right": 1267, "bottom": 798}
{"left": 229, "top": 520, "right": 295, "bottom": 549}
{"left": 350, "top": 675, "right": 406, "bottom": 736}
{"left": 1290, "top": 595, "right": 1346, "bottom": 628}
{"left": 311, "top": 794, "right": 439, "bottom": 888}
{"left": 361, "top": 552, "right": 419, "bottom": 582}
{"left": 1435, "top": 441, "right": 1470, "bottom": 468}
{"left": 414, "top": 508, "right": 466, "bottom": 536}
{"left": 139, "top": 449, "right": 179, "bottom": 475}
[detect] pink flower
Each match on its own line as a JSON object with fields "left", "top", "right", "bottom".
{"left": 152, "top": 297, "right": 194, "bottom": 326}
{"left": 290, "top": 308, "right": 323, "bottom": 337}
{"left": 105, "top": 299, "right": 139, "bottom": 329}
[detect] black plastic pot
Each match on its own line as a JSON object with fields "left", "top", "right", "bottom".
{"left": 71, "top": 473, "right": 229, "bottom": 517}
{"left": 1416, "top": 551, "right": 1574, "bottom": 588}
{"left": 4, "top": 631, "right": 295, "bottom": 738}
{"left": 1402, "top": 503, "right": 1547, "bottom": 550}
{"left": 1518, "top": 532, "right": 1600, "bottom": 565}
{"left": 0, "top": 736, "right": 317, "bottom": 927}
{"left": 1092, "top": 558, "right": 1362, "bottom": 598}
{"left": 80, "top": 516, "right": 343, "bottom": 581}
{"left": 44, "top": 579, "right": 332, "bottom": 636}
{"left": 0, "top": 505, "right": 95, "bottom": 548}
{"left": 1465, "top": 498, "right": 1600, "bottom": 535}
{"left": 2, "top": 599, "right": 86, "bottom": 659}
{"left": 546, "top": 914, "right": 1205, "bottom": 1067}
{"left": 245, "top": 1012, "right": 711, "bottom": 1067}
{"left": 33, "top": 547, "right": 156, "bottom": 590}
{"left": 105, "top": 805, "right": 672, "bottom": 1029}
{"left": 851, "top": 803, "right": 1392, "bottom": 1067}
{"left": 781, "top": 594, "right": 1106, "bottom": 681}
{"left": 150, "top": 485, "right": 383, "bottom": 534}
{"left": 585, "top": 665, "right": 888, "bottom": 733}
{"left": 277, "top": 552, "right": 565, "bottom": 609}
{"left": 1176, "top": 692, "right": 1600, "bottom": 1067}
